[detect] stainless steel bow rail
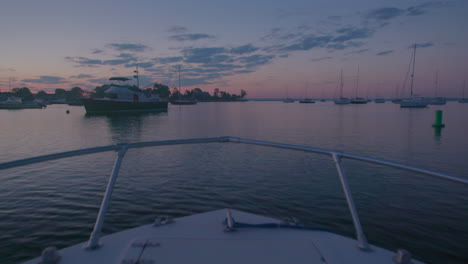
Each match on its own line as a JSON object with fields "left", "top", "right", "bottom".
{"left": 1, "top": 136, "right": 467, "bottom": 251}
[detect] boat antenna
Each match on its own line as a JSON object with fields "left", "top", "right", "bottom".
{"left": 133, "top": 66, "right": 139, "bottom": 89}
{"left": 410, "top": 44, "right": 416, "bottom": 97}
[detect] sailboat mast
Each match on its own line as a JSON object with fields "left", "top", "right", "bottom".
{"left": 340, "top": 69, "right": 344, "bottom": 98}
{"left": 410, "top": 44, "right": 416, "bottom": 97}
{"left": 355, "top": 67, "right": 360, "bottom": 98}
{"left": 434, "top": 70, "right": 439, "bottom": 97}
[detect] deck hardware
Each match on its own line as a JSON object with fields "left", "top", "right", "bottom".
{"left": 393, "top": 249, "right": 412, "bottom": 264}
{"left": 224, "top": 209, "right": 236, "bottom": 232}
{"left": 281, "top": 217, "right": 302, "bottom": 226}
{"left": 153, "top": 216, "right": 175, "bottom": 226}
{"left": 39, "top": 246, "right": 61, "bottom": 264}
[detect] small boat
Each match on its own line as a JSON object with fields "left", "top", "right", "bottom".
{"left": 2, "top": 137, "right": 466, "bottom": 264}
{"left": 320, "top": 99, "right": 326, "bottom": 102}
{"left": 299, "top": 98, "right": 315, "bottom": 103}
{"left": 400, "top": 45, "right": 428, "bottom": 108}
{"left": 0, "top": 97, "right": 45, "bottom": 109}
{"left": 334, "top": 98, "right": 351, "bottom": 104}
{"left": 374, "top": 98, "right": 385, "bottom": 103}
{"left": 350, "top": 97, "right": 368, "bottom": 104}
{"left": 400, "top": 97, "right": 428, "bottom": 108}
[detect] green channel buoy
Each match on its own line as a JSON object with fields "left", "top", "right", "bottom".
{"left": 432, "top": 110, "right": 445, "bottom": 127}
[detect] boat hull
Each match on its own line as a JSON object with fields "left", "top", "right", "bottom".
{"left": 81, "top": 98, "right": 168, "bottom": 114}
{"left": 334, "top": 98, "right": 350, "bottom": 105}
{"left": 170, "top": 100, "right": 197, "bottom": 105}
{"left": 0, "top": 103, "right": 44, "bottom": 109}
{"left": 400, "top": 101, "right": 428, "bottom": 108}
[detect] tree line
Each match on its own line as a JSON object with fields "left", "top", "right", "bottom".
{"left": 1, "top": 83, "right": 247, "bottom": 102}
{"left": 0, "top": 87, "right": 85, "bottom": 102}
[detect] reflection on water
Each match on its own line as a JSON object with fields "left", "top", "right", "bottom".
{"left": 84, "top": 111, "right": 168, "bottom": 144}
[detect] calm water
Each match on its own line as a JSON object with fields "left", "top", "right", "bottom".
{"left": 1, "top": 102, "right": 467, "bottom": 263}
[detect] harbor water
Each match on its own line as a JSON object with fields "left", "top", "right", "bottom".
{"left": 1, "top": 101, "right": 467, "bottom": 263}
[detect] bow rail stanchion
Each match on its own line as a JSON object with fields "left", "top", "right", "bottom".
{"left": 86, "top": 146, "right": 128, "bottom": 250}
{"left": 332, "top": 153, "right": 369, "bottom": 250}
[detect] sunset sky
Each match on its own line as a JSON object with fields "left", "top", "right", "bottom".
{"left": 1, "top": 0, "right": 467, "bottom": 98}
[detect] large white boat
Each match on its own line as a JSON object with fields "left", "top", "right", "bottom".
{"left": 1, "top": 137, "right": 466, "bottom": 264}
{"left": 82, "top": 69, "right": 168, "bottom": 114}
{"left": 81, "top": 86, "right": 168, "bottom": 114}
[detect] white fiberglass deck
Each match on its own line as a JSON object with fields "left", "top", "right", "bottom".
{"left": 24, "top": 209, "right": 421, "bottom": 264}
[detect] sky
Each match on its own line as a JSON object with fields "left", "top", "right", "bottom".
{"left": 1, "top": 0, "right": 467, "bottom": 98}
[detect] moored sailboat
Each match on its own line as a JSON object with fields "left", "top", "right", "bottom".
{"left": 400, "top": 44, "right": 428, "bottom": 108}
{"left": 350, "top": 67, "right": 368, "bottom": 104}
{"left": 299, "top": 82, "right": 315, "bottom": 103}
{"left": 429, "top": 70, "right": 446, "bottom": 105}
{"left": 334, "top": 69, "right": 350, "bottom": 104}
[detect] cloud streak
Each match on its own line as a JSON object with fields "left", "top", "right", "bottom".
{"left": 106, "top": 43, "right": 150, "bottom": 52}
{"left": 70, "top": 74, "right": 93, "bottom": 78}
{"left": 22, "top": 76, "right": 68, "bottom": 84}
{"left": 376, "top": 50, "right": 394, "bottom": 56}
{"left": 170, "top": 33, "right": 215, "bottom": 41}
